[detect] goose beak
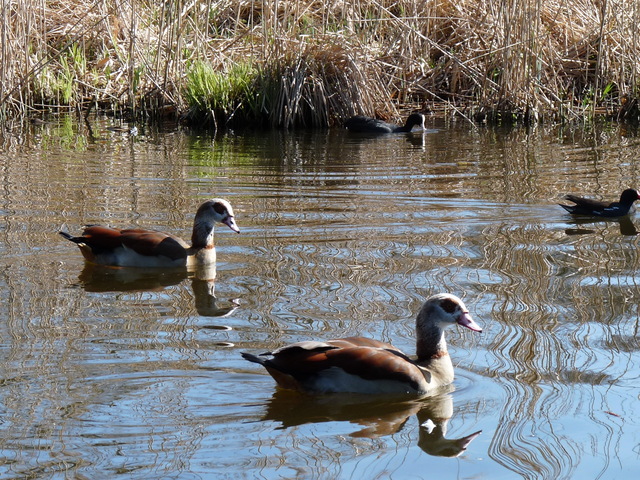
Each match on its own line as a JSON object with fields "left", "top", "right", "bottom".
{"left": 457, "top": 311, "right": 482, "bottom": 332}
{"left": 223, "top": 216, "right": 240, "bottom": 233}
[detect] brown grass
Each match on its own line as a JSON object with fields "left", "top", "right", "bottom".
{"left": 1, "top": 0, "right": 639, "bottom": 126}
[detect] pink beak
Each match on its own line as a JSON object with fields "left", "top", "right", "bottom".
{"left": 457, "top": 311, "right": 482, "bottom": 332}
{"left": 223, "top": 216, "right": 240, "bottom": 233}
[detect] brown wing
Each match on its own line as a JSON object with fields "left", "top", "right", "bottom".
{"left": 267, "top": 337, "right": 426, "bottom": 391}
{"left": 334, "top": 336, "right": 400, "bottom": 350}
{"left": 81, "top": 226, "right": 188, "bottom": 261}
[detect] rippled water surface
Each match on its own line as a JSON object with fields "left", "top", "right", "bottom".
{"left": 0, "top": 117, "right": 639, "bottom": 479}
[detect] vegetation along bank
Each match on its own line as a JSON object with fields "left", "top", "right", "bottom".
{"left": 2, "top": 1, "right": 639, "bottom": 128}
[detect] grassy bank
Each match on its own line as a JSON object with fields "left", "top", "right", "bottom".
{"left": 2, "top": 1, "right": 639, "bottom": 127}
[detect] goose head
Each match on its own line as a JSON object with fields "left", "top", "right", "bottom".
{"left": 191, "top": 198, "right": 240, "bottom": 248}
{"left": 416, "top": 294, "right": 482, "bottom": 361}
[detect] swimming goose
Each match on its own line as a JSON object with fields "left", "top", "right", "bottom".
{"left": 60, "top": 198, "right": 239, "bottom": 268}
{"left": 242, "top": 293, "right": 481, "bottom": 394}
{"left": 559, "top": 188, "right": 640, "bottom": 217}
{"left": 344, "top": 113, "right": 426, "bottom": 133}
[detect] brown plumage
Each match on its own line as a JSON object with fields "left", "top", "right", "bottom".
{"left": 242, "top": 293, "right": 482, "bottom": 394}
{"left": 60, "top": 198, "right": 239, "bottom": 268}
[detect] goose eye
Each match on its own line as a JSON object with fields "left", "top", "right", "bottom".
{"left": 440, "top": 298, "right": 458, "bottom": 314}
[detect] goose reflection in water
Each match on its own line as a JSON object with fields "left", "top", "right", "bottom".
{"left": 74, "top": 263, "right": 240, "bottom": 318}
{"left": 255, "top": 387, "right": 481, "bottom": 458}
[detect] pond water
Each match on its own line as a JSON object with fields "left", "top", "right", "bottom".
{"left": 0, "top": 116, "right": 638, "bottom": 479}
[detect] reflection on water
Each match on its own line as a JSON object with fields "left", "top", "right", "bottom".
{"left": 258, "top": 387, "right": 481, "bottom": 457}
{"left": 77, "top": 262, "right": 189, "bottom": 292}
{"left": 564, "top": 215, "right": 638, "bottom": 236}
{"left": 76, "top": 263, "right": 241, "bottom": 318}
{"left": 0, "top": 117, "right": 639, "bottom": 479}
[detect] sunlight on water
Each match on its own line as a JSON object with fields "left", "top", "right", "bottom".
{"left": 0, "top": 118, "right": 638, "bottom": 479}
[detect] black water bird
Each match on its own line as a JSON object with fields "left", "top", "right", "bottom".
{"left": 559, "top": 188, "right": 640, "bottom": 217}
{"left": 344, "top": 113, "right": 426, "bottom": 133}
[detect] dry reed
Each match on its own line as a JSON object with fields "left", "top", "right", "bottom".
{"left": 1, "top": 0, "right": 639, "bottom": 126}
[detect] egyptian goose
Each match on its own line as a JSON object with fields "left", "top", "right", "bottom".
{"left": 242, "top": 293, "right": 482, "bottom": 394}
{"left": 559, "top": 188, "right": 640, "bottom": 217}
{"left": 60, "top": 198, "right": 239, "bottom": 268}
{"left": 344, "top": 113, "right": 426, "bottom": 133}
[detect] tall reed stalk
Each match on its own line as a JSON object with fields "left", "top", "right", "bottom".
{"left": 0, "top": 0, "right": 638, "bottom": 126}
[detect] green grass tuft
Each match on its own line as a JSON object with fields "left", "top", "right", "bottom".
{"left": 184, "top": 61, "right": 259, "bottom": 125}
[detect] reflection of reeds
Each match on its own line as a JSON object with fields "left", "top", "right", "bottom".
{"left": 2, "top": 1, "right": 639, "bottom": 124}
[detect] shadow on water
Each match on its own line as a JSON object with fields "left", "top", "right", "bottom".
{"left": 254, "top": 387, "right": 481, "bottom": 458}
